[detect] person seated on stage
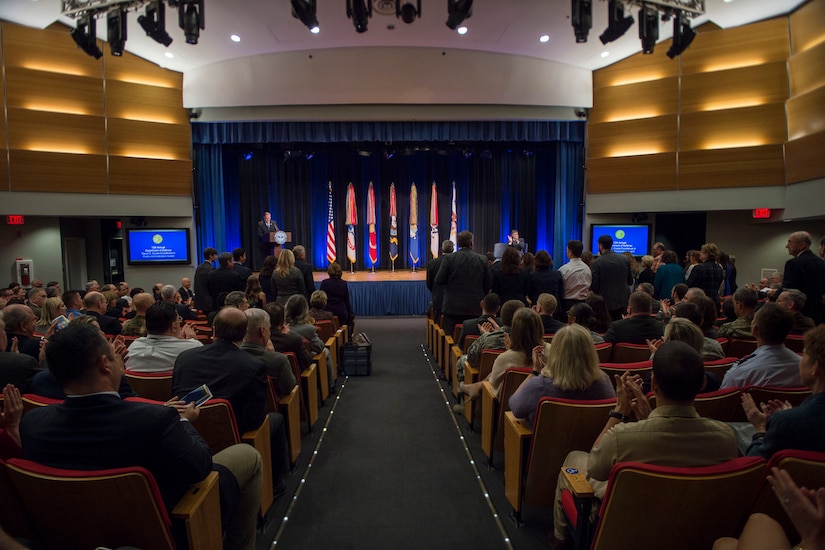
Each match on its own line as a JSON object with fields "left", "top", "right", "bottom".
{"left": 240, "top": 308, "right": 296, "bottom": 398}
{"left": 271, "top": 249, "right": 306, "bottom": 306}
{"left": 603, "top": 291, "right": 664, "bottom": 345}
{"left": 457, "top": 293, "right": 501, "bottom": 351}
{"left": 244, "top": 275, "right": 267, "bottom": 310}
{"left": 121, "top": 292, "right": 155, "bottom": 337}
{"left": 535, "top": 293, "right": 565, "bottom": 335}
{"left": 491, "top": 247, "right": 528, "bottom": 305}
{"left": 125, "top": 302, "right": 202, "bottom": 373}
{"left": 551, "top": 341, "right": 738, "bottom": 549}
{"left": 308, "top": 290, "right": 336, "bottom": 328}
{"left": 672, "top": 302, "right": 725, "bottom": 360}
{"left": 527, "top": 250, "right": 563, "bottom": 310}
{"left": 776, "top": 289, "right": 816, "bottom": 336}
{"left": 285, "top": 294, "right": 335, "bottom": 389}
{"left": 265, "top": 302, "right": 313, "bottom": 373}
{"left": 721, "top": 303, "right": 801, "bottom": 389}
{"left": 510, "top": 323, "right": 615, "bottom": 425}
{"left": 717, "top": 287, "right": 758, "bottom": 339}
{"left": 161, "top": 284, "right": 198, "bottom": 321}
{"left": 740, "top": 324, "right": 825, "bottom": 459}
{"left": 459, "top": 307, "right": 550, "bottom": 401}
{"left": 507, "top": 229, "right": 525, "bottom": 252}
{"left": 22, "top": 321, "right": 263, "bottom": 550}
{"left": 82, "top": 292, "right": 122, "bottom": 336}
{"left": 319, "top": 262, "right": 354, "bottom": 334}
{"left": 567, "top": 303, "right": 605, "bottom": 344}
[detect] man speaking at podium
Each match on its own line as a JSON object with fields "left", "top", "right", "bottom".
{"left": 257, "top": 211, "right": 279, "bottom": 260}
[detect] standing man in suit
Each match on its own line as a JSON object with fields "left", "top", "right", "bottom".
{"left": 783, "top": 231, "right": 825, "bottom": 325}
{"left": 193, "top": 247, "right": 217, "bottom": 314}
{"left": 507, "top": 229, "right": 525, "bottom": 253}
{"left": 292, "top": 245, "right": 316, "bottom": 301}
{"left": 435, "top": 230, "right": 493, "bottom": 338}
{"left": 426, "top": 240, "right": 454, "bottom": 325}
{"left": 591, "top": 234, "right": 633, "bottom": 321}
{"left": 207, "top": 252, "right": 245, "bottom": 306}
{"left": 257, "top": 211, "right": 279, "bottom": 265}
{"left": 232, "top": 248, "right": 253, "bottom": 283}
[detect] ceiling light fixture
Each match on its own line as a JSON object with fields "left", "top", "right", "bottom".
{"left": 178, "top": 0, "right": 204, "bottom": 45}
{"left": 230, "top": 34, "right": 241, "bottom": 42}
{"left": 539, "top": 34, "right": 550, "bottom": 43}
{"left": 599, "top": 0, "right": 634, "bottom": 44}
{"left": 292, "top": 0, "right": 320, "bottom": 33}
{"left": 396, "top": 0, "right": 421, "bottom": 24}
{"left": 571, "top": 0, "right": 592, "bottom": 43}
{"left": 346, "top": 0, "right": 372, "bottom": 33}
{"left": 70, "top": 14, "right": 103, "bottom": 59}
{"left": 666, "top": 12, "right": 696, "bottom": 58}
{"left": 456, "top": 26, "right": 468, "bottom": 35}
{"left": 106, "top": 8, "right": 127, "bottom": 56}
{"left": 446, "top": 0, "right": 473, "bottom": 31}
{"left": 638, "top": 3, "right": 659, "bottom": 54}
{"left": 138, "top": 1, "right": 173, "bottom": 47}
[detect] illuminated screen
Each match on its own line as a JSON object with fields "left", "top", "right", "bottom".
{"left": 126, "top": 228, "right": 191, "bottom": 265}
{"left": 590, "top": 224, "right": 650, "bottom": 256}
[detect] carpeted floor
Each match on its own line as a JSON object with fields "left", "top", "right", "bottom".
{"left": 258, "top": 316, "right": 552, "bottom": 550}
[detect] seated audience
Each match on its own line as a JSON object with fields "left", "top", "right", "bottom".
{"left": 688, "top": 294, "right": 722, "bottom": 339}
{"left": 240, "top": 308, "right": 297, "bottom": 398}
{"left": 285, "top": 294, "right": 335, "bottom": 389}
{"left": 648, "top": 316, "right": 722, "bottom": 391}
{"left": 319, "top": 261, "right": 355, "bottom": 335}
{"left": 567, "top": 302, "right": 605, "bottom": 344}
{"left": 161, "top": 284, "right": 197, "bottom": 321}
{"left": 179, "top": 277, "right": 194, "bottom": 305}
{"left": 244, "top": 274, "right": 267, "bottom": 309}
{"left": 672, "top": 302, "right": 725, "bottom": 360}
{"left": 534, "top": 293, "right": 565, "bottom": 335}
{"left": 741, "top": 324, "right": 825, "bottom": 458}
{"left": 720, "top": 303, "right": 801, "bottom": 389}
{"left": 510, "top": 323, "right": 614, "bottom": 425}
{"left": 82, "top": 291, "right": 122, "bottom": 335}
{"left": 34, "top": 297, "right": 66, "bottom": 335}
{"left": 125, "top": 302, "right": 202, "bottom": 373}
{"left": 717, "top": 287, "right": 758, "bottom": 339}
{"left": 103, "top": 290, "right": 123, "bottom": 318}
{"left": 27, "top": 287, "right": 47, "bottom": 319}
{"left": 551, "top": 341, "right": 738, "bottom": 548}
{"left": 265, "top": 302, "right": 313, "bottom": 373}
{"left": 586, "top": 294, "right": 612, "bottom": 334}
{"left": 457, "top": 293, "right": 501, "bottom": 350}
{"left": 308, "top": 290, "right": 336, "bottom": 327}
{"left": 603, "top": 291, "right": 664, "bottom": 345}
{"left": 0, "top": 311, "right": 41, "bottom": 393}
{"left": 3, "top": 304, "right": 40, "bottom": 359}
{"left": 121, "top": 292, "right": 156, "bottom": 337}
{"left": 224, "top": 290, "right": 250, "bottom": 310}
{"left": 636, "top": 282, "right": 660, "bottom": 314}
{"left": 0, "top": 383, "right": 22, "bottom": 459}
{"left": 776, "top": 289, "right": 815, "bottom": 335}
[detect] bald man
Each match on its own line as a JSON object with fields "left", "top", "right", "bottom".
{"left": 783, "top": 231, "right": 825, "bottom": 324}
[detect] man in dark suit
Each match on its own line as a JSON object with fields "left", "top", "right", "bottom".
{"left": 0, "top": 313, "right": 41, "bottom": 392}
{"left": 457, "top": 293, "right": 500, "bottom": 350}
{"left": 179, "top": 277, "right": 194, "bottom": 305}
{"left": 207, "top": 252, "right": 245, "bottom": 304}
{"left": 257, "top": 211, "right": 279, "bottom": 262}
{"left": 20, "top": 322, "right": 263, "bottom": 550}
{"left": 604, "top": 291, "right": 664, "bottom": 345}
{"left": 82, "top": 292, "right": 122, "bottom": 336}
{"left": 426, "top": 240, "right": 454, "bottom": 325}
{"left": 266, "top": 302, "right": 313, "bottom": 373}
{"left": 435, "top": 230, "right": 493, "bottom": 337}
{"left": 160, "top": 284, "right": 198, "bottom": 321}
{"left": 535, "top": 293, "right": 565, "bottom": 335}
{"left": 784, "top": 231, "right": 825, "bottom": 324}
{"left": 292, "top": 245, "right": 316, "bottom": 301}
{"left": 591, "top": 234, "right": 633, "bottom": 321}
{"left": 507, "top": 229, "right": 525, "bottom": 253}
{"left": 232, "top": 248, "right": 253, "bottom": 283}
{"left": 2, "top": 304, "right": 41, "bottom": 359}
{"left": 193, "top": 247, "right": 217, "bottom": 314}
{"left": 173, "top": 307, "right": 289, "bottom": 492}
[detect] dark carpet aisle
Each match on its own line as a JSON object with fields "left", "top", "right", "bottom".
{"left": 263, "top": 316, "right": 551, "bottom": 550}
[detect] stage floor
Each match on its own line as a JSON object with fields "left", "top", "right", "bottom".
{"left": 311, "top": 269, "right": 428, "bottom": 316}
{"left": 312, "top": 269, "right": 427, "bottom": 283}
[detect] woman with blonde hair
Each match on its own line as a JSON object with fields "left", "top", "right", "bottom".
{"left": 34, "top": 297, "right": 67, "bottom": 334}
{"left": 271, "top": 249, "right": 305, "bottom": 305}
{"left": 509, "top": 323, "right": 615, "bottom": 424}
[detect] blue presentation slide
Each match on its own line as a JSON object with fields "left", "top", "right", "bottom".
{"left": 128, "top": 230, "right": 189, "bottom": 262}
{"left": 591, "top": 225, "right": 649, "bottom": 256}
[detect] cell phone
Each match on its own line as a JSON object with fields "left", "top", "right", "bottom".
{"left": 51, "top": 315, "right": 70, "bottom": 332}
{"left": 181, "top": 384, "right": 213, "bottom": 407}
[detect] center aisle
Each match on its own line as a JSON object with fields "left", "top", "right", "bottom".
{"left": 269, "top": 316, "right": 512, "bottom": 549}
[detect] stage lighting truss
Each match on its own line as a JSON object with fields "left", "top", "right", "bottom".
{"left": 70, "top": 14, "right": 104, "bottom": 59}
{"left": 347, "top": 0, "right": 373, "bottom": 33}
{"left": 178, "top": 0, "right": 204, "bottom": 45}
{"left": 446, "top": 0, "right": 473, "bottom": 30}
{"left": 292, "top": 0, "right": 320, "bottom": 33}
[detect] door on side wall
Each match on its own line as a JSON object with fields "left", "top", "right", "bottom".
{"left": 63, "top": 238, "right": 87, "bottom": 291}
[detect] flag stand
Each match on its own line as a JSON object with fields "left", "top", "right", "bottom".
{"left": 391, "top": 260, "right": 395, "bottom": 273}
{"left": 349, "top": 260, "right": 355, "bottom": 274}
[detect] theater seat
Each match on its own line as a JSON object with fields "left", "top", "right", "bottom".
{"left": 124, "top": 369, "right": 173, "bottom": 402}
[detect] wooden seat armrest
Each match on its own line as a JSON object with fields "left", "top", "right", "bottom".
{"left": 279, "top": 384, "right": 299, "bottom": 408}
{"left": 481, "top": 380, "right": 496, "bottom": 402}
{"left": 325, "top": 336, "right": 336, "bottom": 348}
{"left": 561, "top": 467, "right": 595, "bottom": 498}
{"left": 466, "top": 364, "right": 479, "bottom": 380}
{"left": 171, "top": 470, "right": 219, "bottom": 517}
{"left": 504, "top": 411, "right": 533, "bottom": 439}
{"left": 171, "top": 471, "right": 222, "bottom": 550}
{"left": 279, "top": 385, "right": 301, "bottom": 464}
{"left": 445, "top": 335, "right": 454, "bottom": 346}
{"left": 340, "top": 325, "right": 349, "bottom": 343}
{"left": 301, "top": 363, "right": 317, "bottom": 379}
{"left": 241, "top": 415, "right": 274, "bottom": 516}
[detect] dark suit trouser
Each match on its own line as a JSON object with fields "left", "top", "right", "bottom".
{"left": 268, "top": 412, "right": 289, "bottom": 486}
{"left": 443, "top": 313, "right": 476, "bottom": 342}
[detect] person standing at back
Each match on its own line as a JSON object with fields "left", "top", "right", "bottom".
{"left": 434, "top": 230, "right": 492, "bottom": 338}
{"left": 193, "top": 247, "right": 218, "bottom": 314}
{"left": 426, "top": 240, "right": 454, "bottom": 325}
{"left": 591, "top": 235, "right": 633, "bottom": 321}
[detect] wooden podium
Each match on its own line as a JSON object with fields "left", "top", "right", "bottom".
{"left": 269, "top": 231, "right": 292, "bottom": 258}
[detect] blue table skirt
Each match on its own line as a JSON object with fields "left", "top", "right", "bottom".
{"left": 315, "top": 280, "right": 429, "bottom": 316}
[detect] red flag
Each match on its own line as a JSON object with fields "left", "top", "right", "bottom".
{"left": 367, "top": 182, "right": 377, "bottom": 266}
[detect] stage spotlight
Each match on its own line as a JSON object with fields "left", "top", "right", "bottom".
{"left": 292, "top": 0, "right": 320, "bottom": 33}
{"left": 106, "top": 9, "right": 127, "bottom": 56}
{"left": 667, "top": 12, "right": 696, "bottom": 58}
{"left": 571, "top": 0, "right": 592, "bottom": 43}
{"left": 70, "top": 15, "right": 103, "bottom": 59}
{"left": 638, "top": 3, "right": 659, "bottom": 54}
{"left": 396, "top": 0, "right": 421, "bottom": 24}
{"left": 138, "top": 1, "right": 173, "bottom": 47}
{"left": 599, "top": 0, "right": 633, "bottom": 45}
{"left": 446, "top": 0, "right": 473, "bottom": 30}
{"left": 178, "top": 0, "right": 204, "bottom": 45}
{"left": 347, "top": 0, "right": 372, "bottom": 33}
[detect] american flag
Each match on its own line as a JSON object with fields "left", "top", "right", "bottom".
{"left": 326, "top": 182, "right": 336, "bottom": 264}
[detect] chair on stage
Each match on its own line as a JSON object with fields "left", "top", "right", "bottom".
{"left": 561, "top": 456, "right": 765, "bottom": 550}
{"left": 6, "top": 457, "right": 222, "bottom": 550}
{"left": 481, "top": 367, "right": 531, "bottom": 466}
{"left": 464, "top": 349, "right": 504, "bottom": 428}
{"left": 610, "top": 343, "right": 651, "bottom": 363}
{"left": 124, "top": 369, "right": 174, "bottom": 402}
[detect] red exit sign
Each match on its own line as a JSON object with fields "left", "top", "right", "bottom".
{"left": 6, "top": 215, "right": 24, "bottom": 225}
{"left": 752, "top": 208, "right": 771, "bottom": 219}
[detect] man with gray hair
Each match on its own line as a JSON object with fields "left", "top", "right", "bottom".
{"left": 85, "top": 280, "right": 100, "bottom": 294}
{"left": 0, "top": 309, "right": 41, "bottom": 391}
{"left": 427, "top": 239, "right": 455, "bottom": 325}
{"left": 27, "top": 287, "right": 47, "bottom": 319}
{"left": 241, "top": 308, "right": 296, "bottom": 397}
{"left": 292, "top": 245, "right": 315, "bottom": 301}
{"left": 224, "top": 291, "right": 250, "bottom": 310}
{"left": 784, "top": 230, "right": 825, "bottom": 324}
{"left": 777, "top": 288, "right": 815, "bottom": 335}
{"left": 160, "top": 284, "right": 197, "bottom": 321}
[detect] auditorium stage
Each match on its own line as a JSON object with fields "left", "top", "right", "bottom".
{"left": 312, "top": 269, "right": 429, "bottom": 316}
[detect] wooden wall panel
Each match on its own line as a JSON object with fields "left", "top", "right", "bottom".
{"left": 588, "top": 116, "right": 677, "bottom": 159}
{"left": 680, "top": 104, "right": 787, "bottom": 152}
{"left": 593, "top": 49, "right": 678, "bottom": 89}
{"left": 108, "top": 157, "right": 192, "bottom": 196}
{"left": 681, "top": 62, "right": 788, "bottom": 113}
{"left": 5, "top": 67, "right": 104, "bottom": 115}
{"left": 106, "top": 80, "right": 188, "bottom": 124}
{"left": 8, "top": 150, "right": 108, "bottom": 193}
{"left": 681, "top": 19, "right": 789, "bottom": 75}
{"left": 679, "top": 146, "right": 785, "bottom": 189}
{"left": 589, "top": 78, "right": 678, "bottom": 123}
{"left": 2, "top": 23, "right": 103, "bottom": 78}
{"left": 6, "top": 108, "right": 106, "bottom": 155}
{"left": 787, "top": 86, "right": 825, "bottom": 140}
{"left": 587, "top": 154, "right": 677, "bottom": 193}
{"left": 786, "top": 131, "right": 825, "bottom": 184}
{"left": 104, "top": 50, "right": 182, "bottom": 89}
{"left": 790, "top": 0, "right": 825, "bottom": 54}
{"left": 789, "top": 41, "right": 825, "bottom": 97}
{"left": 107, "top": 119, "right": 191, "bottom": 161}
